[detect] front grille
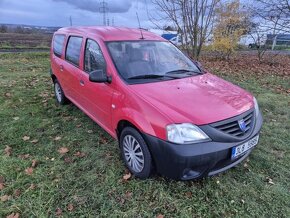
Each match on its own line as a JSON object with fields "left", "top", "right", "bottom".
{"left": 212, "top": 111, "right": 254, "bottom": 137}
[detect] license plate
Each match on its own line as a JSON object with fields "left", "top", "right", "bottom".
{"left": 231, "top": 135, "right": 259, "bottom": 159}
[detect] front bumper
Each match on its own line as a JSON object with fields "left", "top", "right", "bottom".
{"left": 143, "top": 110, "right": 263, "bottom": 180}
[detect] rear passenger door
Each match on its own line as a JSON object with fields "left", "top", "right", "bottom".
{"left": 78, "top": 39, "right": 113, "bottom": 132}
{"left": 62, "top": 36, "right": 84, "bottom": 104}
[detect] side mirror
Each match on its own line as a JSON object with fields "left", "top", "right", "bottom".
{"left": 89, "top": 69, "right": 112, "bottom": 83}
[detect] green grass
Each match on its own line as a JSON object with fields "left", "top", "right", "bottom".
{"left": 0, "top": 52, "right": 289, "bottom": 217}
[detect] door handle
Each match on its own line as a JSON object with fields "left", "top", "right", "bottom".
{"left": 80, "top": 80, "right": 85, "bottom": 86}
{"left": 60, "top": 65, "right": 64, "bottom": 72}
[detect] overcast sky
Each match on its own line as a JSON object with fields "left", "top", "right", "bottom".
{"left": 0, "top": 0, "right": 155, "bottom": 28}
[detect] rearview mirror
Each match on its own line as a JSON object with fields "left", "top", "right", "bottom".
{"left": 89, "top": 69, "right": 112, "bottom": 83}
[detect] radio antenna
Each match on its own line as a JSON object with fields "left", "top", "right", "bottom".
{"left": 136, "top": 12, "right": 144, "bottom": 39}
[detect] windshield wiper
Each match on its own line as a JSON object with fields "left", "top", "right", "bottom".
{"left": 165, "top": 69, "right": 200, "bottom": 75}
{"left": 127, "top": 74, "right": 176, "bottom": 80}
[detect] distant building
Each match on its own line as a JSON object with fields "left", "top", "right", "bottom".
{"left": 266, "top": 34, "right": 290, "bottom": 48}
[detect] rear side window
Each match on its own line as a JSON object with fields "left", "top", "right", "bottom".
{"left": 53, "top": 34, "right": 65, "bottom": 57}
{"left": 84, "top": 39, "right": 106, "bottom": 73}
{"left": 65, "top": 36, "right": 83, "bottom": 67}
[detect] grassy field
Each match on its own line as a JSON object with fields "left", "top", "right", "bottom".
{"left": 0, "top": 33, "right": 51, "bottom": 50}
{"left": 0, "top": 52, "right": 289, "bottom": 217}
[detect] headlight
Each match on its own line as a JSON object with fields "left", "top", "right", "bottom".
{"left": 253, "top": 97, "right": 260, "bottom": 118}
{"left": 166, "top": 123, "right": 210, "bottom": 144}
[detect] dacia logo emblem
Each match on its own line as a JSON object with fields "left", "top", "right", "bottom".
{"left": 238, "top": 119, "right": 247, "bottom": 132}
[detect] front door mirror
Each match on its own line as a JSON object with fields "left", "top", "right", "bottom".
{"left": 89, "top": 69, "right": 112, "bottom": 83}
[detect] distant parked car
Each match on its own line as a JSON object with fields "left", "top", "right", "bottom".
{"left": 50, "top": 27, "right": 263, "bottom": 180}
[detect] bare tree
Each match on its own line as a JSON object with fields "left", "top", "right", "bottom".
{"left": 151, "top": 0, "right": 220, "bottom": 60}
{"left": 254, "top": 0, "right": 290, "bottom": 33}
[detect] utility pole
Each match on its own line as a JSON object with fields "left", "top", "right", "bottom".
{"left": 69, "top": 16, "right": 72, "bottom": 26}
{"left": 99, "top": 0, "right": 108, "bottom": 26}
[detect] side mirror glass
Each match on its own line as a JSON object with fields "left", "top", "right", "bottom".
{"left": 89, "top": 69, "right": 111, "bottom": 83}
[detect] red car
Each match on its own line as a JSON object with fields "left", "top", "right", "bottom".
{"left": 50, "top": 27, "right": 263, "bottom": 180}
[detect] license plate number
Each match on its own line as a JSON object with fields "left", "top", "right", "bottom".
{"left": 231, "top": 135, "right": 259, "bottom": 159}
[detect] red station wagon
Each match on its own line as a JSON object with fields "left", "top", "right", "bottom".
{"left": 50, "top": 27, "right": 263, "bottom": 180}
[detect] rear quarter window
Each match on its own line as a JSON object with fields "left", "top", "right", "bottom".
{"left": 53, "top": 34, "right": 65, "bottom": 57}
{"left": 65, "top": 36, "right": 83, "bottom": 67}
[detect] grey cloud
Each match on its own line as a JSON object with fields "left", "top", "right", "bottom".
{"left": 53, "top": 0, "right": 133, "bottom": 13}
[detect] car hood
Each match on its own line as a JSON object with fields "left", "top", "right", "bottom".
{"left": 129, "top": 73, "right": 254, "bottom": 125}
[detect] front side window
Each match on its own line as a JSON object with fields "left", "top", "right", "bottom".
{"left": 84, "top": 39, "right": 106, "bottom": 73}
{"left": 107, "top": 41, "right": 201, "bottom": 84}
{"left": 65, "top": 36, "right": 82, "bottom": 67}
{"left": 53, "top": 34, "right": 65, "bottom": 57}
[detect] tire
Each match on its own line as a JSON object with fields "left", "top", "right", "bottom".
{"left": 120, "top": 127, "right": 152, "bottom": 179}
{"left": 53, "top": 79, "right": 68, "bottom": 105}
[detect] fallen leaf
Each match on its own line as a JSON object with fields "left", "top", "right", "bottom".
{"left": 25, "top": 167, "right": 33, "bottom": 175}
{"left": 125, "top": 191, "right": 132, "bottom": 199}
{"left": 76, "top": 124, "right": 82, "bottom": 128}
{"left": 18, "top": 154, "right": 30, "bottom": 159}
{"left": 87, "top": 130, "right": 93, "bottom": 134}
{"left": 0, "top": 183, "right": 4, "bottom": 190}
{"left": 1, "top": 195, "right": 10, "bottom": 202}
{"left": 54, "top": 136, "right": 62, "bottom": 141}
{"left": 0, "top": 176, "right": 4, "bottom": 183}
{"left": 64, "top": 157, "right": 73, "bottom": 163}
{"left": 185, "top": 191, "right": 192, "bottom": 198}
{"left": 55, "top": 208, "right": 62, "bottom": 217}
{"left": 31, "top": 160, "right": 38, "bottom": 168}
{"left": 123, "top": 172, "right": 131, "bottom": 181}
{"left": 67, "top": 203, "right": 74, "bottom": 211}
{"left": 74, "top": 151, "right": 86, "bottom": 158}
{"left": 22, "top": 136, "right": 30, "bottom": 141}
{"left": 4, "top": 146, "right": 12, "bottom": 156}
{"left": 58, "top": 147, "right": 69, "bottom": 154}
{"left": 29, "top": 184, "right": 36, "bottom": 190}
{"left": 156, "top": 214, "right": 164, "bottom": 218}
{"left": 6, "top": 212, "right": 20, "bottom": 218}
{"left": 5, "top": 92, "right": 12, "bottom": 97}
{"left": 13, "top": 117, "right": 19, "bottom": 121}
{"left": 30, "top": 139, "right": 38, "bottom": 144}
{"left": 14, "top": 189, "right": 21, "bottom": 197}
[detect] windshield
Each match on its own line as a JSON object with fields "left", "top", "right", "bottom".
{"left": 107, "top": 41, "right": 201, "bottom": 84}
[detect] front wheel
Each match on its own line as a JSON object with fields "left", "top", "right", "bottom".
{"left": 120, "top": 127, "right": 152, "bottom": 179}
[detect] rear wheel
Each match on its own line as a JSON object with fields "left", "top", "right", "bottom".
{"left": 120, "top": 127, "right": 152, "bottom": 179}
{"left": 54, "top": 79, "right": 68, "bottom": 105}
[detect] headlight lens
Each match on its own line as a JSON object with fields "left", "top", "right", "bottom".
{"left": 166, "top": 123, "right": 210, "bottom": 144}
{"left": 253, "top": 97, "right": 260, "bottom": 118}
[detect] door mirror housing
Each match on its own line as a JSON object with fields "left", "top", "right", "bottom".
{"left": 89, "top": 69, "right": 112, "bottom": 83}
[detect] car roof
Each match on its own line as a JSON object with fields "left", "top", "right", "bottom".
{"left": 56, "top": 26, "right": 166, "bottom": 42}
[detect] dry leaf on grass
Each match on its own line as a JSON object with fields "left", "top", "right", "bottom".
{"left": 0, "top": 183, "right": 4, "bottom": 190}
{"left": 30, "top": 139, "right": 38, "bottom": 144}
{"left": 13, "top": 117, "right": 19, "bottom": 121}
{"left": 55, "top": 208, "right": 62, "bottom": 216}
{"left": 123, "top": 172, "right": 131, "bottom": 181}
{"left": 74, "top": 151, "right": 86, "bottom": 158}
{"left": 156, "top": 214, "right": 164, "bottom": 218}
{"left": 67, "top": 203, "right": 74, "bottom": 211}
{"left": 58, "top": 147, "right": 69, "bottom": 154}
{"left": 18, "top": 154, "right": 30, "bottom": 159}
{"left": 29, "top": 184, "right": 36, "bottom": 190}
{"left": 1, "top": 195, "right": 11, "bottom": 202}
{"left": 22, "top": 136, "right": 30, "bottom": 141}
{"left": 13, "top": 189, "right": 21, "bottom": 197}
{"left": 6, "top": 212, "right": 20, "bottom": 218}
{"left": 25, "top": 167, "right": 33, "bottom": 175}
{"left": 31, "top": 160, "right": 38, "bottom": 168}
{"left": 4, "top": 146, "right": 12, "bottom": 156}
{"left": 87, "top": 130, "right": 93, "bottom": 134}
{"left": 54, "top": 136, "right": 62, "bottom": 141}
